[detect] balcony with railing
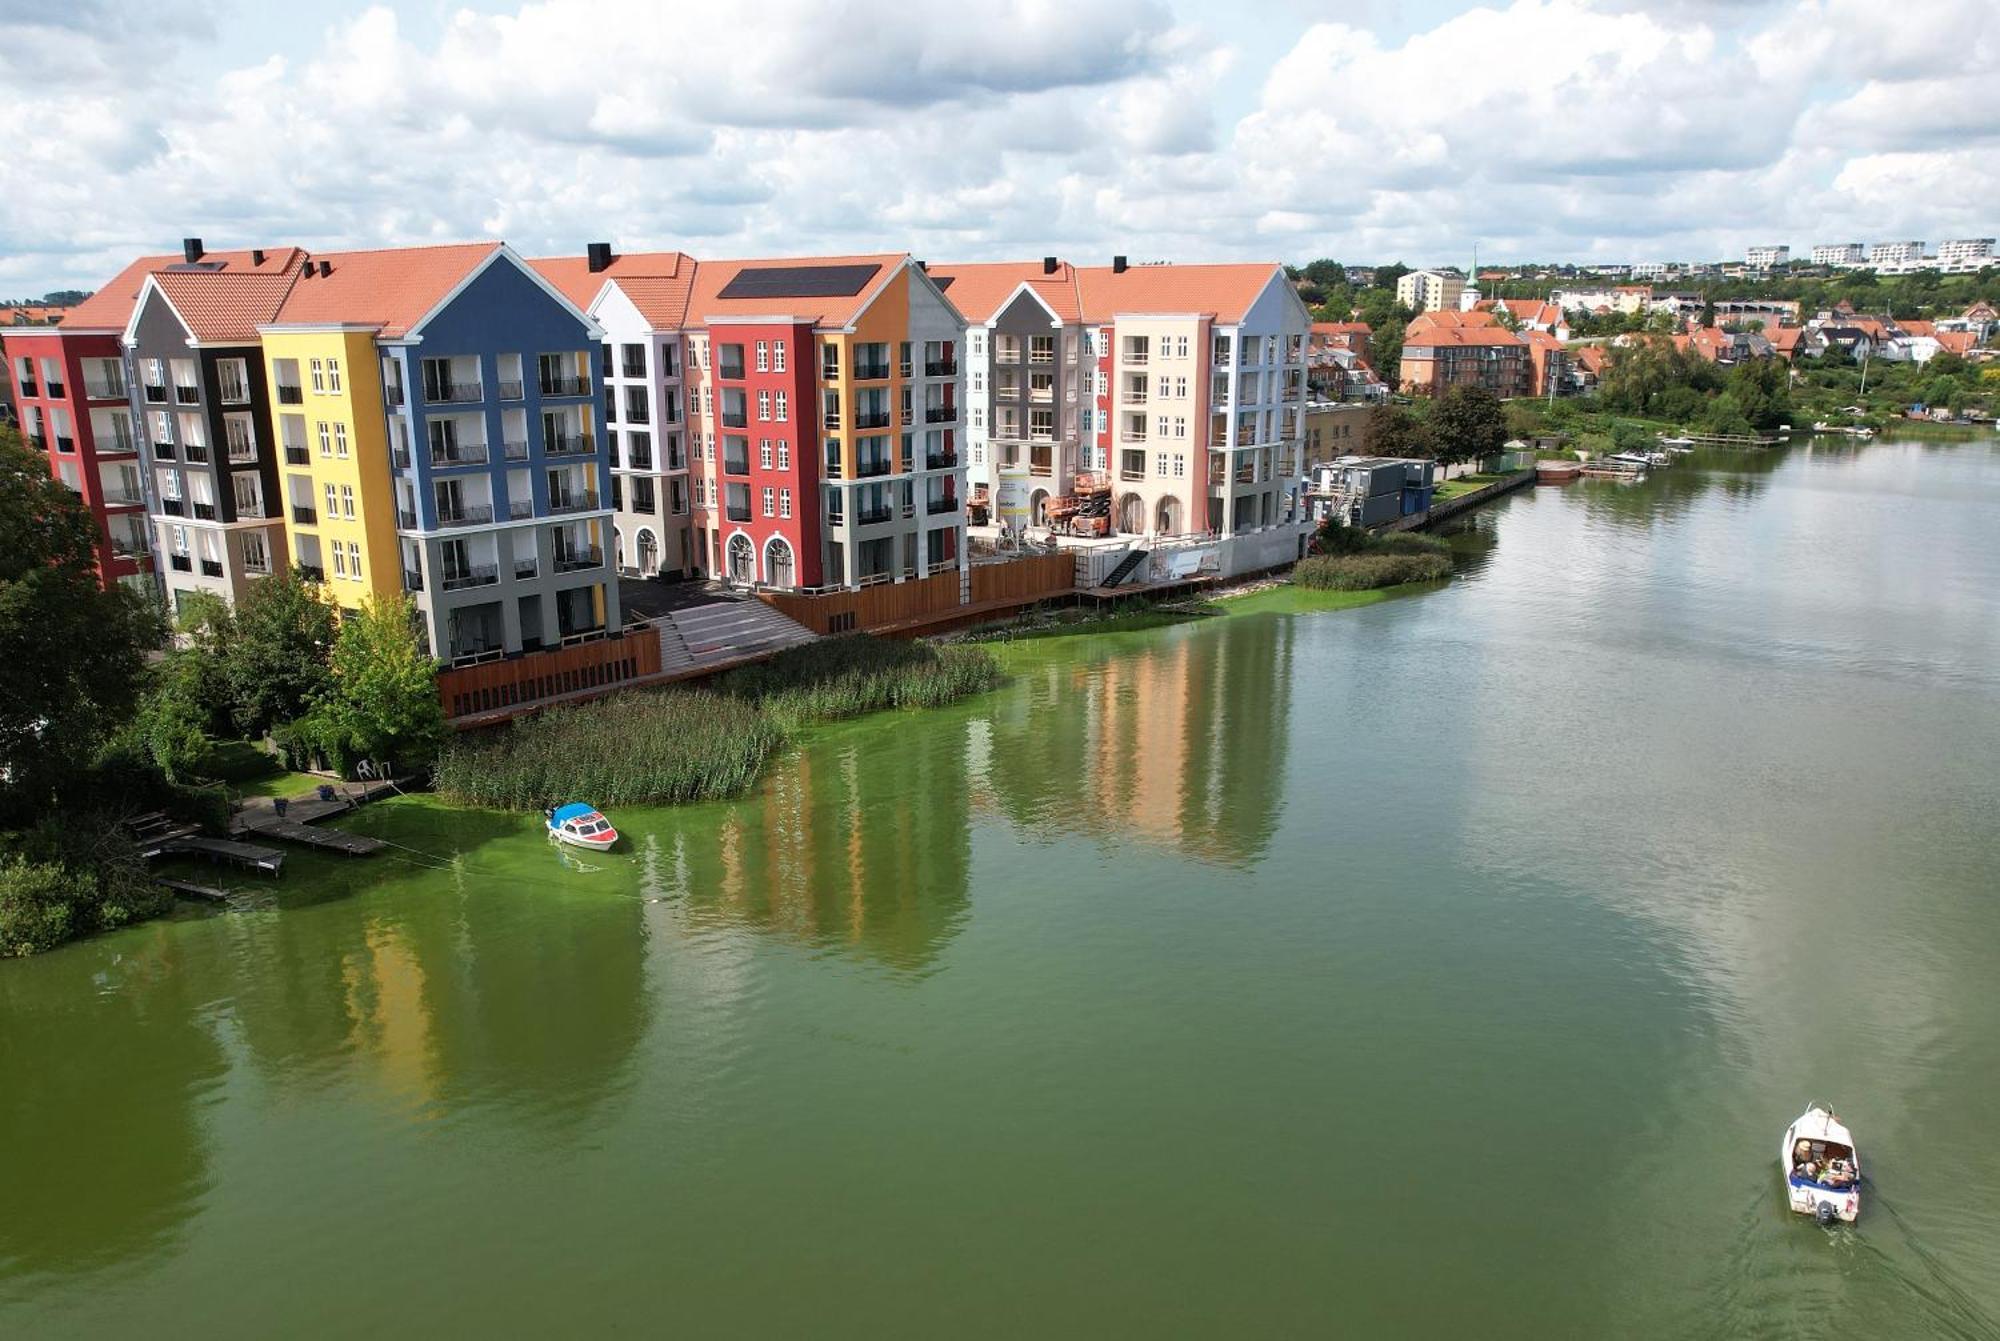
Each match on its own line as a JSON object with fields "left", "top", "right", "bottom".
{"left": 425, "top": 376, "right": 483, "bottom": 404}
{"left": 109, "top": 530, "right": 150, "bottom": 560}
{"left": 161, "top": 497, "right": 186, "bottom": 516}
{"left": 226, "top": 436, "right": 258, "bottom": 466}
{"left": 144, "top": 383, "right": 168, "bottom": 404}
{"left": 435, "top": 503, "right": 495, "bottom": 528}
{"left": 292, "top": 504, "right": 318, "bottom": 525}
{"left": 174, "top": 385, "right": 201, "bottom": 405}
{"left": 545, "top": 492, "right": 600, "bottom": 516}
{"left": 497, "top": 380, "right": 524, "bottom": 401}
{"left": 84, "top": 376, "right": 126, "bottom": 401}
{"left": 513, "top": 556, "right": 539, "bottom": 580}
{"left": 200, "top": 558, "right": 224, "bottom": 577}
{"left": 17, "top": 377, "right": 38, "bottom": 398}
{"left": 441, "top": 564, "right": 499, "bottom": 592}
{"left": 99, "top": 482, "right": 145, "bottom": 508}
{"left": 926, "top": 492, "right": 959, "bottom": 515}
{"left": 508, "top": 498, "right": 534, "bottom": 520}
{"left": 384, "top": 382, "right": 405, "bottom": 407}
{"left": 855, "top": 409, "right": 892, "bottom": 430}
{"left": 169, "top": 554, "right": 192, "bottom": 572}
{"left": 854, "top": 453, "right": 894, "bottom": 479}
{"left": 925, "top": 358, "right": 957, "bottom": 377}
{"left": 43, "top": 376, "right": 65, "bottom": 398}
{"left": 855, "top": 506, "right": 894, "bottom": 526}
{"left": 924, "top": 450, "right": 958, "bottom": 470}
{"left": 924, "top": 401, "right": 956, "bottom": 423}
{"left": 285, "top": 444, "right": 311, "bottom": 465}
{"left": 401, "top": 568, "right": 422, "bottom": 592}
{"left": 852, "top": 358, "right": 892, "bottom": 381}
{"left": 430, "top": 439, "right": 490, "bottom": 468}
{"left": 553, "top": 546, "right": 602, "bottom": 574}
{"left": 539, "top": 373, "right": 590, "bottom": 397}
{"left": 277, "top": 383, "right": 303, "bottom": 404}
{"left": 54, "top": 435, "right": 74, "bottom": 453}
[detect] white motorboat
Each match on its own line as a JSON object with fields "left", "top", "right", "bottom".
{"left": 1782, "top": 1105, "right": 1861, "bottom": 1224}
{"left": 1658, "top": 434, "right": 1695, "bottom": 450}
{"left": 545, "top": 802, "right": 620, "bottom": 850}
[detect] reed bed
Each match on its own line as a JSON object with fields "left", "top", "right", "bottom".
{"left": 434, "top": 636, "right": 1005, "bottom": 809}
{"left": 1293, "top": 551, "right": 1453, "bottom": 591}
{"left": 434, "top": 690, "right": 780, "bottom": 809}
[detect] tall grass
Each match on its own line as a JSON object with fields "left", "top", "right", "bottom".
{"left": 433, "top": 636, "right": 1005, "bottom": 809}
{"left": 434, "top": 690, "right": 780, "bottom": 809}
{"left": 1293, "top": 551, "right": 1453, "bottom": 591}
{"left": 714, "top": 636, "right": 1005, "bottom": 729}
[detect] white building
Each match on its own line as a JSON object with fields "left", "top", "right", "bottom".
{"left": 1869, "top": 241, "right": 1926, "bottom": 269}
{"left": 1396, "top": 269, "right": 1464, "bottom": 314}
{"left": 1628, "top": 261, "right": 1670, "bottom": 279}
{"left": 1937, "top": 238, "right": 1995, "bottom": 273}
{"left": 1746, "top": 245, "right": 1790, "bottom": 269}
{"left": 1810, "top": 243, "right": 1866, "bottom": 267}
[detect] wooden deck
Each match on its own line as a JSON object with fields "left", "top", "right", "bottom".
{"left": 237, "top": 815, "right": 386, "bottom": 856}
{"left": 158, "top": 834, "right": 286, "bottom": 875}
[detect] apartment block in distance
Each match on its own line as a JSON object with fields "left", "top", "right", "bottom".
{"left": 1395, "top": 268, "right": 1464, "bottom": 313}
{"left": 532, "top": 244, "right": 701, "bottom": 580}
{"left": 1399, "top": 311, "right": 1530, "bottom": 398}
{"left": 261, "top": 242, "right": 616, "bottom": 662}
{"left": 681, "top": 254, "right": 966, "bottom": 590}
{"left": 124, "top": 241, "right": 304, "bottom": 613}
{"left": 1, "top": 259, "right": 167, "bottom": 591}
{"left": 1810, "top": 243, "right": 1866, "bottom": 267}
{"left": 1745, "top": 245, "right": 1790, "bottom": 268}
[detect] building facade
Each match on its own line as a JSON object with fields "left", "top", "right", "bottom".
{"left": 262, "top": 242, "right": 616, "bottom": 661}
{"left": 1937, "top": 238, "right": 1995, "bottom": 272}
{"left": 1399, "top": 322, "right": 1530, "bottom": 398}
{"left": 125, "top": 245, "right": 302, "bottom": 614}
{"left": 3, "top": 312, "right": 152, "bottom": 591}
{"left": 680, "top": 255, "right": 966, "bottom": 591}
{"left": 1810, "top": 243, "right": 1866, "bottom": 267}
{"left": 1869, "top": 241, "right": 1925, "bottom": 268}
{"left": 1745, "top": 245, "right": 1790, "bottom": 269}
{"left": 532, "top": 246, "right": 700, "bottom": 581}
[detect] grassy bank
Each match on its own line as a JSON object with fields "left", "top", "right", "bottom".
{"left": 434, "top": 635, "right": 1004, "bottom": 810}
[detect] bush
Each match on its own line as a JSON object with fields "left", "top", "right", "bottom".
{"left": 1371, "top": 531, "right": 1450, "bottom": 556}
{"left": 434, "top": 690, "right": 780, "bottom": 809}
{"left": 1293, "top": 552, "right": 1453, "bottom": 591}
{"left": 0, "top": 821, "right": 170, "bottom": 957}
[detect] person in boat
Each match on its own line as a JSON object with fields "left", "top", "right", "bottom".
{"left": 1821, "top": 1160, "right": 1854, "bottom": 1188}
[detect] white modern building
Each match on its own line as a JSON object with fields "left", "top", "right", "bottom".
{"left": 1810, "top": 243, "right": 1866, "bottom": 267}
{"left": 1746, "top": 245, "right": 1790, "bottom": 269}
{"left": 1937, "top": 238, "right": 1995, "bottom": 273}
{"left": 1395, "top": 269, "right": 1464, "bottom": 314}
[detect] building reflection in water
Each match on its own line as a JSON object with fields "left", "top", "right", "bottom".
{"left": 685, "top": 716, "right": 976, "bottom": 974}
{"left": 979, "top": 614, "right": 1293, "bottom": 869}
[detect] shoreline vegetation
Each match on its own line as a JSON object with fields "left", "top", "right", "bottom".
{"left": 433, "top": 635, "right": 1005, "bottom": 809}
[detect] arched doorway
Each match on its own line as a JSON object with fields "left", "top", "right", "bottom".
{"left": 611, "top": 525, "right": 624, "bottom": 572}
{"left": 1156, "top": 496, "right": 1181, "bottom": 536}
{"left": 1029, "top": 488, "right": 1050, "bottom": 526}
{"left": 637, "top": 528, "right": 659, "bottom": 578}
{"left": 1117, "top": 492, "right": 1145, "bottom": 535}
{"left": 726, "top": 533, "right": 754, "bottom": 584}
{"left": 764, "top": 536, "right": 795, "bottom": 589}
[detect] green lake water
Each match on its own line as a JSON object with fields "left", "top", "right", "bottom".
{"left": 5, "top": 435, "right": 2000, "bottom": 1337}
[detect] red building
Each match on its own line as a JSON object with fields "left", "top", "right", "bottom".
{"left": 690, "top": 318, "right": 825, "bottom": 587}
{"left": 3, "top": 260, "right": 163, "bottom": 590}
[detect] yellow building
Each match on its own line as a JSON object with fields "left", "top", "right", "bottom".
{"left": 257, "top": 328, "right": 402, "bottom": 607}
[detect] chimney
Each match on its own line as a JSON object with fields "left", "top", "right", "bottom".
{"left": 916, "top": 260, "right": 928, "bottom": 272}
{"left": 1042, "top": 256, "right": 1058, "bottom": 275}
{"left": 317, "top": 260, "right": 332, "bottom": 278}
{"left": 252, "top": 248, "right": 266, "bottom": 266}
{"left": 586, "top": 242, "right": 613, "bottom": 273}
{"left": 1112, "top": 255, "right": 1128, "bottom": 274}
{"left": 182, "top": 237, "right": 204, "bottom": 263}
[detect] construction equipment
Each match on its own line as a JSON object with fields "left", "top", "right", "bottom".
{"left": 1048, "top": 470, "right": 1110, "bottom": 537}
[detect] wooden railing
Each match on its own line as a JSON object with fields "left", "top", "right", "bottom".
{"left": 440, "top": 628, "right": 661, "bottom": 722}
{"left": 757, "top": 553, "right": 1077, "bottom": 635}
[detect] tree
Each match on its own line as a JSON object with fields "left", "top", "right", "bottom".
{"left": 0, "top": 429, "right": 159, "bottom": 818}
{"left": 1429, "top": 385, "right": 1510, "bottom": 467}
{"left": 1367, "top": 404, "right": 1438, "bottom": 459}
{"left": 1373, "top": 262, "right": 1411, "bottom": 291}
{"left": 1302, "top": 259, "right": 1348, "bottom": 290}
{"left": 222, "top": 569, "right": 336, "bottom": 738}
{"left": 299, "top": 595, "right": 446, "bottom": 775}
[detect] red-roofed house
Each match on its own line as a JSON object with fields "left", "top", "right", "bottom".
{"left": 1399, "top": 322, "right": 1530, "bottom": 398}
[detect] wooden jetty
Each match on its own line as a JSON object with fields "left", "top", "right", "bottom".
{"left": 159, "top": 834, "right": 285, "bottom": 875}
{"left": 237, "top": 814, "right": 385, "bottom": 856}
{"left": 156, "top": 877, "right": 232, "bottom": 903}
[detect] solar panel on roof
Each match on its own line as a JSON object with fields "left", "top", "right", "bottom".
{"left": 717, "top": 264, "right": 881, "bottom": 300}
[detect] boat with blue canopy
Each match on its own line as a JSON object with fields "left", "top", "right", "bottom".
{"left": 545, "top": 803, "right": 619, "bottom": 851}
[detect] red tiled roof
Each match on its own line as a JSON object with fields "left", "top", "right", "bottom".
{"left": 529, "top": 251, "right": 696, "bottom": 329}
{"left": 924, "top": 261, "right": 1083, "bottom": 325}
{"left": 1403, "top": 325, "right": 1525, "bottom": 351}
{"left": 1312, "top": 321, "right": 1370, "bottom": 335}
{"left": 1405, "top": 309, "right": 1501, "bottom": 336}
{"left": 58, "top": 248, "right": 292, "bottom": 331}
{"left": 1897, "top": 319, "right": 1936, "bottom": 338}
{"left": 1071, "top": 262, "right": 1284, "bottom": 325}
{"left": 268, "top": 241, "right": 504, "bottom": 339}
{"left": 1936, "top": 330, "right": 1979, "bottom": 354}
{"left": 688, "top": 253, "right": 910, "bottom": 328}
{"left": 152, "top": 250, "right": 309, "bottom": 342}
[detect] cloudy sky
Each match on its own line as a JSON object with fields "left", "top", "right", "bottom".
{"left": 2, "top": 0, "right": 1994, "bottom": 295}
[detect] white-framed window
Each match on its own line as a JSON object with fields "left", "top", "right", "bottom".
{"left": 317, "top": 421, "right": 331, "bottom": 455}
{"left": 761, "top": 486, "right": 775, "bottom": 517}
{"left": 334, "top": 423, "right": 349, "bottom": 457}
{"left": 776, "top": 442, "right": 790, "bottom": 470}
{"left": 821, "top": 343, "right": 839, "bottom": 379}
{"left": 331, "top": 543, "right": 347, "bottom": 576}
{"left": 1173, "top": 453, "right": 1186, "bottom": 477}
{"left": 1174, "top": 416, "right": 1187, "bottom": 438}
{"left": 309, "top": 358, "right": 325, "bottom": 393}
{"left": 1155, "top": 454, "right": 1169, "bottom": 477}
{"left": 759, "top": 439, "right": 773, "bottom": 469}
{"left": 1155, "top": 415, "right": 1170, "bottom": 437}
{"left": 755, "top": 341, "right": 769, "bottom": 372}
{"left": 779, "top": 487, "right": 792, "bottom": 518}
{"left": 327, "top": 358, "right": 342, "bottom": 392}
{"left": 1096, "top": 409, "right": 1109, "bottom": 432}
{"left": 700, "top": 387, "right": 711, "bottom": 416}
{"left": 1175, "top": 336, "right": 1190, "bottom": 359}
{"left": 971, "top": 408, "right": 984, "bottom": 428}
{"left": 347, "top": 541, "right": 362, "bottom": 579}
{"left": 758, "top": 390, "right": 771, "bottom": 421}
{"left": 775, "top": 391, "right": 788, "bottom": 422}
{"left": 773, "top": 340, "right": 787, "bottom": 372}
{"left": 324, "top": 482, "right": 338, "bottom": 515}
{"left": 1174, "top": 376, "right": 1188, "bottom": 399}
{"left": 340, "top": 484, "right": 355, "bottom": 518}
{"left": 970, "top": 330, "right": 985, "bottom": 355}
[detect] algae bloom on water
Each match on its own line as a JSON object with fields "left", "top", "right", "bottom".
{"left": 432, "top": 636, "right": 1006, "bottom": 809}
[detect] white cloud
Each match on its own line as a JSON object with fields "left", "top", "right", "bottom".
{"left": 0, "top": 0, "right": 1993, "bottom": 297}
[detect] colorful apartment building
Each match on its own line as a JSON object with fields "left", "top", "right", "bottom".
{"left": 938, "top": 257, "right": 1312, "bottom": 549}
{"left": 1398, "top": 310, "right": 1530, "bottom": 398}
{"left": 3, "top": 266, "right": 156, "bottom": 591}
{"left": 123, "top": 242, "right": 304, "bottom": 613}
{"left": 678, "top": 254, "right": 966, "bottom": 590}
{"left": 259, "top": 242, "right": 614, "bottom": 661}
{"left": 531, "top": 245, "right": 700, "bottom": 579}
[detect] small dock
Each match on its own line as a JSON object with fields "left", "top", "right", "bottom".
{"left": 237, "top": 814, "right": 385, "bottom": 856}
{"left": 156, "top": 877, "right": 232, "bottom": 903}
{"left": 159, "top": 834, "right": 285, "bottom": 876}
